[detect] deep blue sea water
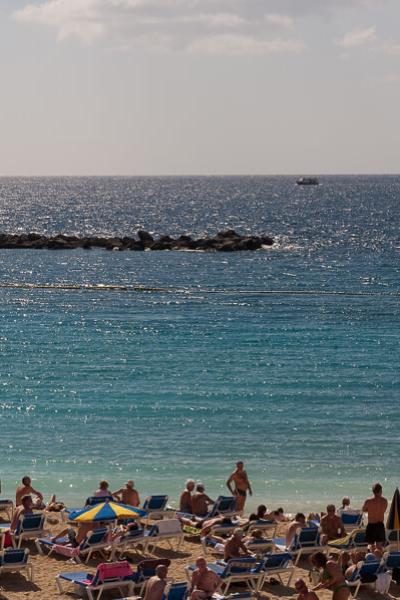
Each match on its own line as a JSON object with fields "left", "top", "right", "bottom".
{"left": 0, "top": 175, "right": 399, "bottom": 511}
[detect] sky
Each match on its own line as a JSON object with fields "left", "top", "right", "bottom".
{"left": 1, "top": 0, "right": 400, "bottom": 175}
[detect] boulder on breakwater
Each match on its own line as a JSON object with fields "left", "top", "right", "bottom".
{"left": 0, "top": 230, "right": 274, "bottom": 252}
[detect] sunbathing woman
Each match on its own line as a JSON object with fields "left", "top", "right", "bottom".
{"left": 311, "top": 552, "right": 350, "bottom": 600}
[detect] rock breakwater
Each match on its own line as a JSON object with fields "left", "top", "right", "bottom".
{"left": 0, "top": 230, "right": 274, "bottom": 252}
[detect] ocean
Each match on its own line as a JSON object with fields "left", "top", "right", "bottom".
{"left": 0, "top": 175, "right": 399, "bottom": 512}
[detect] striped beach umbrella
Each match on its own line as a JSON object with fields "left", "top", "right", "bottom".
{"left": 386, "top": 487, "right": 400, "bottom": 550}
{"left": 70, "top": 501, "right": 147, "bottom": 522}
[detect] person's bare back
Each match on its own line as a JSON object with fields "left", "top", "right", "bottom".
{"left": 363, "top": 496, "right": 387, "bottom": 523}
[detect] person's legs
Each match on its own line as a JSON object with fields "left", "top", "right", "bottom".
{"left": 190, "top": 590, "right": 209, "bottom": 600}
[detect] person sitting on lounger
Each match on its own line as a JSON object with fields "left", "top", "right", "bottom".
{"left": 192, "top": 484, "right": 214, "bottom": 518}
{"left": 11, "top": 494, "right": 34, "bottom": 531}
{"left": 320, "top": 505, "right": 345, "bottom": 544}
{"left": 112, "top": 480, "right": 140, "bottom": 506}
{"left": 295, "top": 578, "right": 319, "bottom": 600}
{"left": 93, "top": 480, "right": 113, "bottom": 499}
{"left": 337, "top": 497, "right": 360, "bottom": 516}
{"left": 143, "top": 564, "right": 169, "bottom": 600}
{"left": 189, "top": 556, "right": 221, "bottom": 600}
{"left": 16, "top": 476, "right": 45, "bottom": 509}
{"left": 179, "top": 479, "right": 195, "bottom": 514}
{"left": 224, "top": 528, "right": 253, "bottom": 561}
{"left": 285, "top": 513, "right": 307, "bottom": 548}
{"left": 311, "top": 552, "right": 349, "bottom": 600}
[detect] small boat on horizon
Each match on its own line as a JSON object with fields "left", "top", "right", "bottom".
{"left": 296, "top": 177, "right": 319, "bottom": 186}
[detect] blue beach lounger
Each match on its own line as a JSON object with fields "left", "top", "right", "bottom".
{"left": 56, "top": 560, "right": 135, "bottom": 600}
{"left": 186, "top": 557, "right": 263, "bottom": 594}
{"left": 0, "top": 548, "right": 33, "bottom": 582}
{"left": 36, "top": 527, "right": 110, "bottom": 562}
{"left": 345, "top": 559, "right": 381, "bottom": 597}
{"left": 273, "top": 527, "right": 324, "bottom": 565}
{"left": 13, "top": 513, "right": 48, "bottom": 548}
{"left": 259, "top": 552, "right": 295, "bottom": 587}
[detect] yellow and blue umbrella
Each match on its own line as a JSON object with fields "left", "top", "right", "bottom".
{"left": 386, "top": 487, "right": 400, "bottom": 549}
{"left": 70, "top": 501, "right": 147, "bottom": 523}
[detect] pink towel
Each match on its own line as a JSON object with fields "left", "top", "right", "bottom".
{"left": 52, "top": 544, "right": 81, "bottom": 558}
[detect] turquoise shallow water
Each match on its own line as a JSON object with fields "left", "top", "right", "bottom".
{"left": 0, "top": 176, "right": 399, "bottom": 511}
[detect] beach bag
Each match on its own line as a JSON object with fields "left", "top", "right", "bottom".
{"left": 375, "top": 572, "right": 391, "bottom": 594}
{"left": 2, "top": 531, "right": 13, "bottom": 548}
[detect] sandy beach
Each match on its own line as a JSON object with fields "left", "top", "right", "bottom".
{"left": 0, "top": 514, "right": 397, "bottom": 600}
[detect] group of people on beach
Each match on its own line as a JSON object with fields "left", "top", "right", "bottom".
{"left": 2, "top": 463, "right": 393, "bottom": 600}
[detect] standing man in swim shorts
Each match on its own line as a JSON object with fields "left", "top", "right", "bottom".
{"left": 226, "top": 461, "right": 252, "bottom": 514}
{"left": 362, "top": 482, "right": 388, "bottom": 550}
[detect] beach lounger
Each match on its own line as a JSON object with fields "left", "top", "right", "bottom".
{"left": 56, "top": 560, "right": 135, "bottom": 599}
{"left": 341, "top": 512, "right": 363, "bottom": 532}
{"left": 110, "top": 527, "right": 146, "bottom": 560}
{"left": 144, "top": 519, "right": 184, "bottom": 552}
{"left": 143, "top": 495, "right": 172, "bottom": 520}
{"left": 386, "top": 529, "right": 400, "bottom": 551}
{"left": 259, "top": 552, "right": 295, "bottom": 587}
{"left": 207, "top": 497, "right": 237, "bottom": 519}
{"left": 0, "top": 548, "right": 33, "bottom": 582}
{"left": 345, "top": 559, "right": 381, "bottom": 597}
{"left": 133, "top": 558, "right": 172, "bottom": 594}
{"left": 114, "top": 581, "right": 188, "bottom": 600}
{"left": 186, "top": 557, "right": 263, "bottom": 594}
{"left": 177, "top": 497, "right": 238, "bottom": 524}
{"left": 328, "top": 528, "right": 368, "bottom": 552}
{"left": 36, "top": 527, "right": 111, "bottom": 563}
{"left": 245, "top": 538, "right": 274, "bottom": 556}
{"left": 244, "top": 519, "right": 277, "bottom": 537}
{"left": 0, "top": 499, "right": 14, "bottom": 521}
{"left": 12, "top": 513, "right": 48, "bottom": 548}
{"left": 273, "top": 527, "right": 324, "bottom": 565}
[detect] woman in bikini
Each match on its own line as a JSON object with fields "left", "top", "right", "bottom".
{"left": 311, "top": 552, "right": 350, "bottom": 600}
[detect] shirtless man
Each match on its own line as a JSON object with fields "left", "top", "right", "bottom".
{"left": 295, "top": 579, "right": 319, "bottom": 600}
{"left": 16, "top": 476, "right": 45, "bottom": 509}
{"left": 189, "top": 557, "right": 221, "bottom": 600}
{"left": 143, "top": 565, "right": 168, "bottom": 600}
{"left": 362, "top": 482, "right": 388, "bottom": 550}
{"left": 226, "top": 461, "right": 252, "bottom": 513}
{"left": 224, "top": 528, "right": 252, "bottom": 561}
{"left": 285, "top": 513, "right": 307, "bottom": 548}
{"left": 112, "top": 480, "right": 140, "bottom": 506}
{"left": 320, "top": 505, "right": 345, "bottom": 544}
{"left": 192, "top": 484, "right": 214, "bottom": 518}
{"left": 11, "top": 495, "right": 34, "bottom": 531}
{"left": 179, "top": 479, "right": 195, "bottom": 514}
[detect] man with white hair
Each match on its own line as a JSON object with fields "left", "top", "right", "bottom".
{"left": 179, "top": 479, "right": 195, "bottom": 513}
{"left": 189, "top": 557, "right": 221, "bottom": 600}
{"left": 224, "top": 528, "right": 252, "bottom": 561}
{"left": 112, "top": 480, "right": 140, "bottom": 507}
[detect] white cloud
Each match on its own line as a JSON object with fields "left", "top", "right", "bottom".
{"left": 338, "top": 26, "right": 377, "bottom": 48}
{"left": 265, "top": 14, "right": 294, "bottom": 30}
{"left": 189, "top": 34, "right": 304, "bottom": 56}
{"left": 13, "top": 0, "right": 306, "bottom": 54}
